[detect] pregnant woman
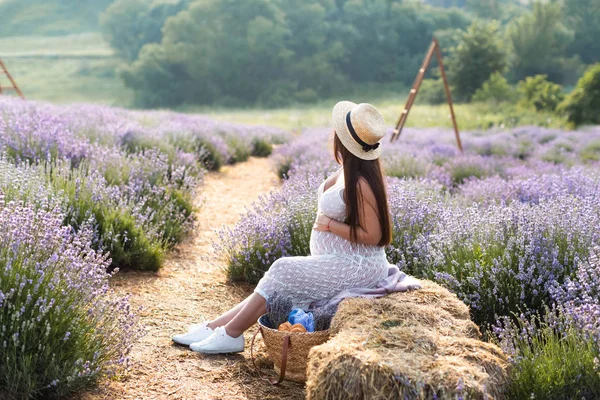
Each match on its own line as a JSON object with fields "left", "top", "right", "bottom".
{"left": 173, "top": 101, "right": 421, "bottom": 354}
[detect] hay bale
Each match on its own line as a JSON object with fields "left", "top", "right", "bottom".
{"left": 306, "top": 281, "right": 509, "bottom": 400}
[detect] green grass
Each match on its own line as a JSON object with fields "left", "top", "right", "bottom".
{"left": 188, "top": 99, "right": 568, "bottom": 131}
{"left": 0, "top": 0, "right": 112, "bottom": 37}
{"left": 1, "top": 56, "right": 132, "bottom": 105}
{"left": 0, "top": 34, "right": 132, "bottom": 105}
{"left": 0, "top": 33, "right": 113, "bottom": 57}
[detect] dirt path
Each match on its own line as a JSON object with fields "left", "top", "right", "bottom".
{"left": 82, "top": 157, "right": 305, "bottom": 400}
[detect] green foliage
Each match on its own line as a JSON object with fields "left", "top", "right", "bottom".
{"left": 423, "top": 0, "right": 467, "bottom": 8}
{"left": 47, "top": 163, "right": 164, "bottom": 271}
{"left": 251, "top": 137, "right": 273, "bottom": 158}
{"left": 116, "top": 0, "right": 471, "bottom": 107}
{"left": 194, "top": 137, "right": 224, "bottom": 171}
{"left": 416, "top": 79, "right": 447, "bottom": 105}
{"left": 277, "top": 160, "right": 293, "bottom": 179}
{"left": 507, "top": 2, "right": 575, "bottom": 83}
{"left": 98, "top": 205, "right": 164, "bottom": 271}
{"left": 518, "top": 75, "right": 565, "bottom": 112}
{"left": 472, "top": 72, "right": 517, "bottom": 104}
{"left": 447, "top": 158, "right": 496, "bottom": 185}
{"left": 0, "top": 209, "right": 130, "bottom": 399}
{"left": 384, "top": 155, "right": 428, "bottom": 179}
{"left": 446, "top": 20, "right": 509, "bottom": 101}
{"left": 100, "top": 0, "right": 189, "bottom": 61}
{"left": 581, "top": 141, "right": 600, "bottom": 163}
{"left": 506, "top": 313, "right": 600, "bottom": 400}
{"left": 428, "top": 223, "right": 585, "bottom": 327}
{"left": 559, "top": 64, "right": 600, "bottom": 126}
{"left": 225, "top": 137, "right": 251, "bottom": 164}
{"left": 121, "top": 42, "right": 196, "bottom": 108}
{"left": 465, "top": 0, "right": 501, "bottom": 19}
{"left": 427, "top": 0, "right": 531, "bottom": 23}
{"left": 563, "top": 0, "right": 600, "bottom": 65}
{"left": 541, "top": 142, "right": 573, "bottom": 165}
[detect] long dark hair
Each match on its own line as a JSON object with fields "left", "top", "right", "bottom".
{"left": 333, "top": 133, "right": 392, "bottom": 246}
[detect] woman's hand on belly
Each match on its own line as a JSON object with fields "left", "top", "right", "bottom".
{"left": 313, "top": 212, "right": 333, "bottom": 232}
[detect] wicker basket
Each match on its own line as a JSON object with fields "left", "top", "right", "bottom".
{"left": 251, "top": 314, "right": 330, "bottom": 384}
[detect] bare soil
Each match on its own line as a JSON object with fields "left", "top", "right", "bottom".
{"left": 82, "top": 157, "right": 305, "bottom": 400}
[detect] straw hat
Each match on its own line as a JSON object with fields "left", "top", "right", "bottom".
{"left": 332, "top": 101, "right": 386, "bottom": 161}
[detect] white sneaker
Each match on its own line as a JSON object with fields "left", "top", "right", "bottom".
{"left": 189, "top": 326, "right": 245, "bottom": 354}
{"left": 172, "top": 321, "right": 214, "bottom": 346}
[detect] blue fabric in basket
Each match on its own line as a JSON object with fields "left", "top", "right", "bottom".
{"left": 287, "top": 308, "right": 315, "bottom": 332}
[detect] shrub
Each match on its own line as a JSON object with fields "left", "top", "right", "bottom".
{"left": 444, "top": 155, "right": 501, "bottom": 185}
{"left": 225, "top": 137, "right": 251, "bottom": 164}
{"left": 472, "top": 72, "right": 517, "bottom": 104}
{"left": 518, "top": 75, "right": 564, "bottom": 112}
{"left": 581, "top": 141, "right": 600, "bottom": 163}
{"left": 0, "top": 158, "right": 62, "bottom": 211}
{"left": 194, "top": 137, "right": 225, "bottom": 171}
{"left": 47, "top": 161, "right": 164, "bottom": 271}
{"left": 446, "top": 20, "right": 509, "bottom": 101}
{"left": 277, "top": 159, "right": 293, "bottom": 179}
{"left": 385, "top": 179, "right": 443, "bottom": 274}
{"left": 499, "top": 311, "right": 600, "bottom": 400}
{"left": 0, "top": 203, "right": 139, "bottom": 399}
{"left": 416, "top": 79, "right": 446, "bottom": 105}
{"left": 270, "top": 128, "right": 335, "bottom": 180}
{"left": 91, "top": 148, "right": 198, "bottom": 249}
{"left": 383, "top": 153, "right": 428, "bottom": 179}
{"left": 218, "top": 127, "right": 600, "bottom": 332}
{"left": 428, "top": 195, "right": 596, "bottom": 327}
{"left": 559, "top": 64, "right": 600, "bottom": 126}
{"left": 540, "top": 140, "right": 575, "bottom": 164}
{"left": 251, "top": 137, "right": 273, "bottom": 157}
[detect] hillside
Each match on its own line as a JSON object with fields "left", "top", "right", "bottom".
{"left": 0, "top": 0, "right": 113, "bottom": 37}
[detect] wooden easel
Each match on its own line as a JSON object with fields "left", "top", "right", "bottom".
{"left": 390, "top": 38, "right": 462, "bottom": 153}
{"left": 0, "top": 59, "right": 25, "bottom": 99}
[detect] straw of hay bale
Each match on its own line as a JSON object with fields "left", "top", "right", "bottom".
{"left": 305, "top": 280, "right": 509, "bottom": 400}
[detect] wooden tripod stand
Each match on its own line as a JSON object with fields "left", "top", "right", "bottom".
{"left": 390, "top": 38, "right": 462, "bottom": 152}
{"left": 0, "top": 59, "right": 25, "bottom": 99}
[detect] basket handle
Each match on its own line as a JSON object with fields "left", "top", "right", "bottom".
{"left": 251, "top": 326, "right": 290, "bottom": 385}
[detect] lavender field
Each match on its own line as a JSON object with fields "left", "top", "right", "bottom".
{"left": 0, "top": 97, "right": 288, "bottom": 398}
{"left": 219, "top": 126, "right": 600, "bottom": 398}
{"left": 2, "top": 93, "right": 600, "bottom": 398}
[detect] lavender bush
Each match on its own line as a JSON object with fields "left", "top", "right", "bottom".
{"left": 260, "top": 127, "right": 600, "bottom": 327}
{"left": 0, "top": 97, "right": 289, "bottom": 271}
{"left": 215, "top": 173, "right": 321, "bottom": 283}
{"left": 0, "top": 201, "right": 140, "bottom": 398}
{"left": 0, "top": 98, "right": 290, "bottom": 397}
{"left": 220, "top": 125, "right": 600, "bottom": 396}
{"left": 46, "top": 160, "right": 165, "bottom": 271}
{"left": 0, "top": 157, "right": 62, "bottom": 211}
{"left": 497, "top": 307, "right": 600, "bottom": 400}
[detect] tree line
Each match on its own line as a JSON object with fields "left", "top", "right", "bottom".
{"left": 101, "top": 0, "right": 600, "bottom": 110}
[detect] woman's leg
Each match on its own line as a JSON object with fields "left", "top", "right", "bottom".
{"left": 223, "top": 292, "right": 267, "bottom": 337}
{"left": 206, "top": 297, "right": 250, "bottom": 330}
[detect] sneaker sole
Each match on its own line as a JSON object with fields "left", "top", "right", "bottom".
{"left": 172, "top": 338, "right": 197, "bottom": 346}
{"left": 172, "top": 335, "right": 213, "bottom": 346}
{"left": 191, "top": 347, "right": 244, "bottom": 354}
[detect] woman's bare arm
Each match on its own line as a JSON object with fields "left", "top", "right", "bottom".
{"left": 314, "top": 178, "right": 382, "bottom": 246}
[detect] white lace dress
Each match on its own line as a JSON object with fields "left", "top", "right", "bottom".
{"left": 254, "top": 170, "right": 390, "bottom": 309}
